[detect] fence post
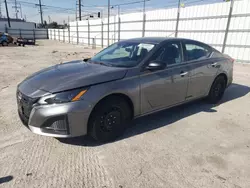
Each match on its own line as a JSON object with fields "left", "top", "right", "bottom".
{"left": 114, "top": 17, "right": 116, "bottom": 42}
{"left": 88, "top": 20, "right": 90, "bottom": 46}
{"left": 222, "top": 0, "right": 234, "bottom": 53}
{"left": 19, "top": 29, "right": 22, "bottom": 38}
{"left": 118, "top": 17, "right": 121, "bottom": 41}
{"left": 175, "top": 0, "right": 181, "bottom": 37}
{"left": 101, "top": 21, "right": 104, "bottom": 48}
{"left": 33, "top": 29, "right": 36, "bottom": 40}
{"left": 68, "top": 25, "right": 70, "bottom": 43}
{"left": 63, "top": 29, "right": 65, "bottom": 42}
{"left": 92, "top": 38, "right": 96, "bottom": 49}
{"left": 58, "top": 30, "right": 60, "bottom": 41}
{"left": 5, "top": 25, "right": 8, "bottom": 33}
{"left": 46, "top": 29, "right": 49, "bottom": 39}
{"left": 76, "top": 21, "right": 79, "bottom": 44}
{"left": 142, "top": 13, "right": 146, "bottom": 37}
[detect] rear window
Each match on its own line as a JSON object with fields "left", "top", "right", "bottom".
{"left": 184, "top": 43, "right": 211, "bottom": 61}
{"left": 211, "top": 51, "right": 224, "bottom": 58}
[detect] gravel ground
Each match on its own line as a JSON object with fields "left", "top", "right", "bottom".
{"left": 0, "top": 40, "right": 250, "bottom": 188}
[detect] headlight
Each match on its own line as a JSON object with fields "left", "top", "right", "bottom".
{"left": 38, "top": 88, "right": 88, "bottom": 105}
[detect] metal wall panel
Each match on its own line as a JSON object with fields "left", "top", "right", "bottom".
{"left": 146, "top": 8, "right": 177, "bottom": 20}
{"left": 49, "top": 0, "right": 250, "bottom": 63}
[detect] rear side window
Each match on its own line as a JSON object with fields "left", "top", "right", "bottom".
{"left": 184, "top": 42, "right": 211, "bottom": 61}
{"left": 211, "top": 51, "right": 224, "bottom": 58}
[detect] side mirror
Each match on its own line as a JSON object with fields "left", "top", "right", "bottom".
{"left": 83, "top": 58, "right": 90, "bottom": 62}
{"left": 146, "top": 61, "right": 166, "bottom": 71}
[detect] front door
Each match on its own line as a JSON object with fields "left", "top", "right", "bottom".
{"left": 140, "top": 41, "right": 190, "bottom": 114}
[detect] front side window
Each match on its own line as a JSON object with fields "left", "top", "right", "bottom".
{"left": 150, "top": 42, "right": 182, "bottom": 65}
{"left": 184, "top": 43, "right": 211, "bottom": 61}
{"left": 91, "top": 42, "right": 155, "bottom": 67}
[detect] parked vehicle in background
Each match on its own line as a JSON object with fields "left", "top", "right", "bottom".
{"left": 0, "top": 33, "right": 9, "bottom": 46}
{"left": 16, "top": 37, "right": 234, "bottom": 142}
{"left": 5, "top": 33, "right": 14, "bottom": 43}
{"left": 0, "top": 32, "right": 13, "bottom": 44}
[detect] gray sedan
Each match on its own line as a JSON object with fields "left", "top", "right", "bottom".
{"left": 17, "top": 37, "right": 233, "bottom": 142}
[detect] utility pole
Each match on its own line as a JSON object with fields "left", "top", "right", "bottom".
{"left": 0, "top": 0, "right": 2, "bottom": 18}
{"left": 75, "top": 0, "right": 77, "bottom": 20}
{"left": 4, "top": 0, "right": 11, "bottom": 27}
{"left": 113, "top": 7, "right": 116, "bottom": 42}
{"left": 118, "top": 5, "right": 120, "bottom": 41}
{"left": 78, "top": 0, "right": 81, "bottom": 21}
{"left": 13, "top": 0, "right": 18, "bottom": 19}
{"left": 108, "top": 0, "right": 110, "bottom": 45}
{"left": 142, "top": 0, "right": 146, "bottom": 37}
{"left": 19, "top": 3, "right": 22, "bottom": 18}
{"left": 222, "top": 0, "right": 234, "bottom": 53}
{"left": 175, "top": 0, "right": 181, "bottom": 37}
{"left": 38, "top": 0, "right": 43, "bottom": 25}
{"left": 13, "top": 2, "right": 22, "bottom": 19}
{"left": 48, "top": 15, "right": 51, "bottom": 24}
{"left": 118, "top": 5, "right": 120, "bottom": 17}
{"left": 143, "top": 0, "right": 146, "bottom": 14}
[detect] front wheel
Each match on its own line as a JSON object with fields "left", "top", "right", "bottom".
{"left": 88, "top": 96, "right": 132, "bottom": 142}
{"left": 207, "top": 76, "right": 226, "bottom": 104}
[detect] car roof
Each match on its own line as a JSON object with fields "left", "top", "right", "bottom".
{"left": 120, "top": 37, "right": 218, "bottom": 52}
{"left": 121, "top": 37, "right": 168, "bottom": 44}
{"left": 120, "top": 37, "right": 207, "bottom": 45}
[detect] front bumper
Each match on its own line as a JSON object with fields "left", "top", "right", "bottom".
{"left": 18, "top": 100, "right": 93, "bottom": 138}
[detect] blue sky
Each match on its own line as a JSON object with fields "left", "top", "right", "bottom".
{"left": 1, "top": 0, "right": 224, "bottom": 23}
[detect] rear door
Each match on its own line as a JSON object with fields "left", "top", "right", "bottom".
{"left": 182, "top": 41, "right": 220, "bottom": 100}
{"left": 140, "top": 40, "right": 190, "bottom": 114}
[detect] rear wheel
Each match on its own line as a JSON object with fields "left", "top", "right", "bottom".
{"left": 2, "top": 41, "right": 8, "bottom": 46}
{"left": 88, "top": 96, "right": 132, "bottom": 142}
{"left": 207, "top": 76, "right": 226, "bottom": 104}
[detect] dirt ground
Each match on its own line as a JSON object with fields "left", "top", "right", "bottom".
{"left": 0, "top": 40, "right": 250, "bottom": 188}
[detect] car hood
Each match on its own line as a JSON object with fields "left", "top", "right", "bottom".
{"left": 18, "top": 60, "right": 127, "bottom": 95}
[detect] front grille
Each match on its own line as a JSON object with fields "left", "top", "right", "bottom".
{"left": 16, "top": 90, "right": 37, "bottom": 124}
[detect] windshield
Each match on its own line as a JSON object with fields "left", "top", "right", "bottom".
{"left": 90, "top": 42, "right": 156, "bottom": 67}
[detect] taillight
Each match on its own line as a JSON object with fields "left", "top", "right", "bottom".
{"left": 230, "top": 57, "right": 235, "bottom": 63}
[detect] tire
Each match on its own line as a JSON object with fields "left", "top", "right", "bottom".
{"left": 88, "top": 96, "right": 132, "bottom": 142}
{"left": 2, "top": 41, "right": 8, "bottom": 46}
{"left": 207, "top": 76, "right": 226, "bottom": 104}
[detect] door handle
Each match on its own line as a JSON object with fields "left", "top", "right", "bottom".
{"left": 180, "top": 71, "right": 188, "bottom": 77}
{"left": 211, "top": 63, "right": 218, "bottom": 67}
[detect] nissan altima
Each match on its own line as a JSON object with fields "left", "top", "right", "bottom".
{"left": 17, "top": 37, "right": 233, "bottom": 142}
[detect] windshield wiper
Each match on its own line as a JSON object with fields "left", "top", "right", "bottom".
{"left": 90, "top": 61, "right": 113, "bottom": 67}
